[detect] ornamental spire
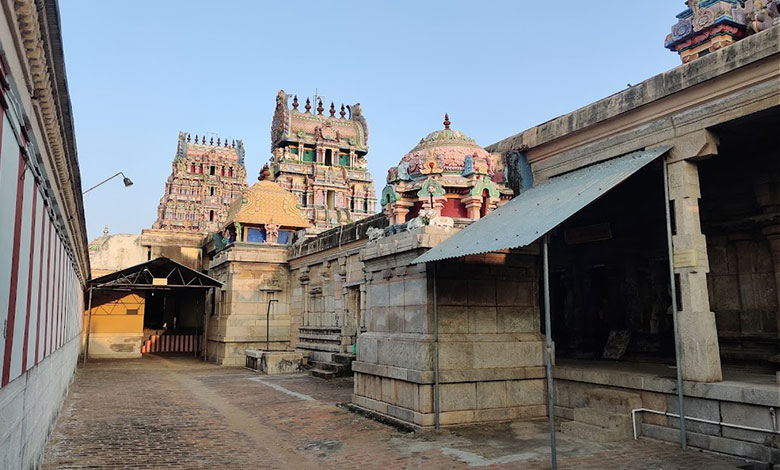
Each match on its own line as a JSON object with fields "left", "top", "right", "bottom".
{"left": 305, "top": 98, "right": 311, "bottom": 113}
{"left": 292, "top": 95, "right": 299, "bottom": 110}
{"left": 317, "top": 99, "right": 324, "bottom": 115}
{"left": 340, "top": 104, "right": 346, "bottom": 119}
{"left": 329, "top": 102, "right": 336, "bottom": 117}
{"left": 444, "top": 113, "right": 451, "bottom": 130}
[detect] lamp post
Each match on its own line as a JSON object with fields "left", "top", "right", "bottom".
{"left": 83, "top": 172, "right": 133, "bottom": 194}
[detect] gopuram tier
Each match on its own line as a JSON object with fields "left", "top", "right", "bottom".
{"left": 269, "top": 90, "right": 376, "bottom": 229}
{"left": 152, "top": 132, "right": 248, "bottom": 233}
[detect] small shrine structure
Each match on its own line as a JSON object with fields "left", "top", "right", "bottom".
{"left": 381, "top": 114, "right": 512, "bottom": 225}
{"left": 220, "top": 165, "right": 311, "bottom": 247}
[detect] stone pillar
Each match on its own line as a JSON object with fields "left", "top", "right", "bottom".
{"left": 391, "top": 201, "right": 414, "bottom": 224}
{"left": 461, "top": 195, "right": 482, "bottom": 220}
{"left": 668, "top": 159, "right": 723, "bottom": 382}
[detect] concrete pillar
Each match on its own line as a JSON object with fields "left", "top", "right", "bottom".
{"left": 668, "top": 159, "right": 723, "bottom": 382}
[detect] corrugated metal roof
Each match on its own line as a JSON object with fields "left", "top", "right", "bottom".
{"left": 414, "top": 146, "right": 671, "bottom": 264}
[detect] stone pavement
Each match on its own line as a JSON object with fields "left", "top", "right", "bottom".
{"left": 42, "top": 355, "right": 752, "bottom": 469}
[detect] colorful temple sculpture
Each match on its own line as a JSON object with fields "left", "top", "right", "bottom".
{"left": 153, "top": 132, "right": 248, "bottom": 233}
{"left": 381, "top": 114, "right": 512, "bottom": 225}
{"left": 665, "top": 0, "right": 779, "bottom": 63}
{"left": 220, "top": 165, "right": 311, "bottom": 247}
{"left": 269, "top": 90, "right": 376, "bottom": 229}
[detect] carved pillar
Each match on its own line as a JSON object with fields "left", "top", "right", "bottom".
{"left": 461, "top": 195, "right": 482, "bottom": 220}
{"left": 420, "top": 196, "right": 446, "bottom": 216}
{"left": 668, "top": 159, "right": 722, "bottom": 382}
{"left": 391, "top": 200, "right": 414, "bottom": 225}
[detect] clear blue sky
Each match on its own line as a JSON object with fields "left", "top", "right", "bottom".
{"left": 60, "top": 1, "right": 682, "bottom": 241}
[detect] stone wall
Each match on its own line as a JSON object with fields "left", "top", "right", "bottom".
{"left": 206, "top": 243, "right": 291, "bottom": 365}
{"left": 0, "top": 338, "right": 80, "bottom": 469}
{"left": 352, "top": 226, "right": 547, "bottom": 428}
{"left": 553, "top": 365, "right": 780, "bottom": 464}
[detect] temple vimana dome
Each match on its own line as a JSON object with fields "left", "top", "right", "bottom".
{"left": 381, "top": 114, "right": 512, "bottom": 225}
{"left": 153, "top": 132, "right": 248, "bottom": 232}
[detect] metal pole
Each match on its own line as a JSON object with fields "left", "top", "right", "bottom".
{"left": 83, "top": 286, "right": 93, "bottom": 367}
{"left": 663, "top": 157, "right": 687, "bottom": 449}
{"left": 82, "top": 172, "right": 132, "bottom": 194}
{"left": 542, "top": 235, "right": 558, "bottom": 470}
{"left": 433, "top": 262, "right": 440, "bottom": 430}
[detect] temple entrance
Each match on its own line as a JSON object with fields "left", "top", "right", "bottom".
{"left": 547, "top": 161, "right": 674, "bottom": 362}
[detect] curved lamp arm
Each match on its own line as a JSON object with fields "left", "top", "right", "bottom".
{"left": 83, "top": 172, "right": 133, "bottom": 195}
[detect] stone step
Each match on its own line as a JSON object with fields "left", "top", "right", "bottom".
{"left": 560, "top": 421, "right": 625, "bottom": 443}
{"left": 572, "top": 407, "right": 632, "bottom": 434}
{"left": 295, "top": 342, "right": 342, "bottom": 353}
{"left": 332, "top": 353, "right": 356, "bottom": 365}
{"left": 299, "top": 326, "right": 342, "bottom": 334}
{"left": 297, "top": 333, "right": 342, "bottom": 342}
{"left": 303, "top": 350, "right": 335, "bottom": 363}
{"left": 309, "top": 360, "right": 349, "bottom": 373}
{"left": 310, "top": 368, "right": 337, "bottom": 380}
{"left": 586, "top": 388, "right": 642, "bottom": 414}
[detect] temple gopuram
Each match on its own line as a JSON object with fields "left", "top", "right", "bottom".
{"left": 665, "top": 0, "right": 779, "bottom": 63}
{"left": 153, "top": 132, "right": 248, "bottom": 233}
{"left": 269, "top": 90, "right": 376, "bottom": 229}
{"left": 381, "top": 114, "right": 512, "bottom": 225}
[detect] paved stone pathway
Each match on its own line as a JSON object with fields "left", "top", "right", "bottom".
{"left": 43, "top": 355, "right": 752, "bottom": 469}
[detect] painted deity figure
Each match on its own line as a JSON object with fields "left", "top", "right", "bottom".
{"left": 265, "top": 222, "right": 279, "bottom": 243}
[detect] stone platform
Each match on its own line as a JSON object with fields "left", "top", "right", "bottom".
{"left": 245, "top": 349, "right": 307, "bottom": 374}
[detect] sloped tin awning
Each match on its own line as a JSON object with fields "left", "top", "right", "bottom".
{"left": 415, "top": 146, "right": 672, "bottom": 264}
{"left": 89, "top": 257, "right": 222, "bottom": 289}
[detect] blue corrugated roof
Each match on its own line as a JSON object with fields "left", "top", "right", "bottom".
{"left": 414, "top": 146, "right": 672, "bottom": 264}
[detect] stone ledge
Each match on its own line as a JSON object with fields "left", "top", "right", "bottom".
{"left": 353, "top": 361, "right": 547, "bottom": 384}
{"left": 351, "top": 394, "right": 547, "bottom": 428}
{"left": 554, "top": 365, "right": 779, "bottom": 407}
{"left": 640, "top": 422, "right": 780, "bottom": 464}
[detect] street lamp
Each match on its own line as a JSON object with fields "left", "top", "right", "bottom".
{"left": 83, "top": 172, "right": 133, "bottom": 195}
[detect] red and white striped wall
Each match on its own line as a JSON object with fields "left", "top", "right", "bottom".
{"left": 141, "top": 334, "right": 201, "bottom": 354}
{"left": 0, "top": 93, "right": 83, "bottom": 389}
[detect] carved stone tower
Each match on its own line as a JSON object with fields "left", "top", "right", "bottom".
{"left": 153, "top": 132, "right": 248, "bottom": 233}
{"left": 269, "top": 90, "right": 376, "bottom": 229}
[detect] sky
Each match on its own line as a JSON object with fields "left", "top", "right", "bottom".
{"left": 60, "top": 1, "right": 683, "bottom": 241}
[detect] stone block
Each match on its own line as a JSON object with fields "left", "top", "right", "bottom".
{"left": 396, "top": 380, "right": 420, "bottom": 411}
{"left": 440, "top": 382, "right": 476, "bottom": 411}
{"left": 639, "top": 391, "right": 668, "bottom": 426}
{"left": 667, "top": 395, "right": 720, "bottom": 435}
{"left": 507, "top": 379, "right": 545, "bottom": 407}
{"left": 404, "top": 304, "right": 430, "bottom": 334}
{"left": 438, "top": 342, "right": 474, "bottom": 370}
{"left": 468, "top": 279, "right": 497, "bottom": 306}
{"left": 720, "top": 402, "right": 777, "bottom": 444}
{"left": 357, "top": 336, "right": 378, "bottom": 364}
{"left": 468, "top": 306, "right": 497, "bottom": 333}
{"left": 439, "top": 279, "right": 467, "bottom": 305}
{"left": 387, "top": 280, "right": 404, "bottom": 307}
{"left": 496, "top": 306, "right": 537, "bottom": 333}
{"left": 439, "top": 305, "right": 469, "bottom": 334}
{"left": 496, "top": 281, "right": 536, "bottom": 307}
{"left": 403, "top": 277, "right": 427, "bottom": 306}
{"left": 254, "top": 350, "right": 305, "bottom": 374}
{"left": 476, "top": 381, "right": 508, "bottom": 409}
{"left": 381, "top": 377, "right": 397, "bottom": 403}
{"left": 438, "top": 410, "right": 476, "bottom": 425}
{"left": 419, "top": 384, "right": 434, "bottom": 413}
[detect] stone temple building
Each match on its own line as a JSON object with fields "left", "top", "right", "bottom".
{"left": 152, "top": 131, "right": 248, "bottom": 233}
{"left": 82, "top": 15, "right": 780, "bottom": 467}
{"left": 269, "top": 90, "right": 376, "bottom": 229}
